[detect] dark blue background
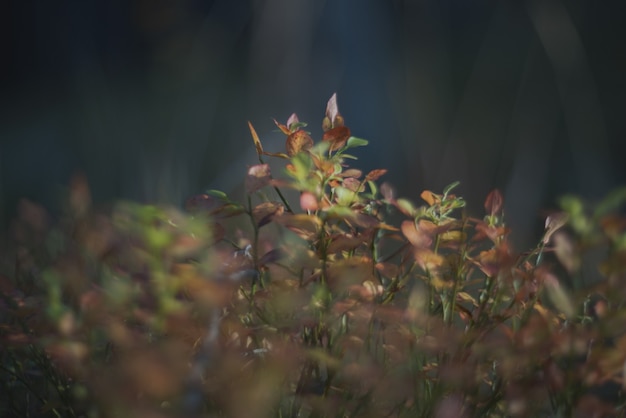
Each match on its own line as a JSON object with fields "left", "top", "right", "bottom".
{"left": 2, "top": 0, "right": 625, "bottom": 249}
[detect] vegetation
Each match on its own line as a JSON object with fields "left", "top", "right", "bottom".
{"left": 1, "top": 94, "right": 626, "bottom": 417}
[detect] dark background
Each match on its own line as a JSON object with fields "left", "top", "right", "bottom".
{"left": 1, "top": 0, "right": 625, "bottom": 250}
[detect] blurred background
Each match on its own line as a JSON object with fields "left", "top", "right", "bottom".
{"left": 1, "top": 0, "right": 625, "bottom": 250}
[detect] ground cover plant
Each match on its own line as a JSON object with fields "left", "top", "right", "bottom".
{"left": 1, "top": 94, "right": 626, "bottom": 417}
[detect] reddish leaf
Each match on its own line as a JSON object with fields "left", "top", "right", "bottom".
{"left": 365, "top": 169, "right": 387, "bottom": 181}
{"left": 286, "top": 129, "right": 314, "bottom": 156}
{"left": 245, "top": 164, "right": 271, "bottom": 193}
{"left": 484, "top": 189, "right": 504, "bottom": 216}
{"left": 248, "top": 121, "right": 264, "bottom": 155}
{"left": 380, "top": 182, "right": 395, "bottom": 201}
{"left": 322, "top": 126, "right": 351, "bottom": 151}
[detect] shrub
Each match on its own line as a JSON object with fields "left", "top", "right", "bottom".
{"left": 1, "top": 94, "right": 626, "bottom": 417}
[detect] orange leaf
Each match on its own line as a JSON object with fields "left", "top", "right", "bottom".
{"left": 365, "top": 169, "right": 387, "bottom": 181}
{"left": 286, "top": 129, "right": 314, "bottom": 156}
{"left": 248, "top": 121, "right": 264, "bottom": 155}
{"left": 273, "top": 118, "right": 291, "bottom": 135}
{"left": 420, "top": 190, "right": 439, "bottom": 206}
{"left": 322, "top": 126, "right": 351, "bottom": 151}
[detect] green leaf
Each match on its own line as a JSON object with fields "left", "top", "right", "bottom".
{"left": 345, "top": 136, "right": 368, "bottom": 149}
{"left": 206, "top": 189, "right": 229, "bottom": 201}
{"left": 443, "top": 181, "right": 461, "bottom": 197}
{"left": 593, "top": 187, "right": 626, "bottom": 219}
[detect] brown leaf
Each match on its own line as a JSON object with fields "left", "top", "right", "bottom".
{"left": 245, "top": 164, "right": 271, "bottom": 193}
{"left": 248, "top": 121, "right": 264, "bottom": 155}
{"left": 286, "top": 129, "right": 314, "bottom": 156}
{"left": 365, "top": 169, "right": 387, "bottom": 181}
{"left": 543, "top": 212, "right": 569, "bottom": 244}
{"left": 273, "top": 118, "right": 291, "bottom": 135}
{"left": 322, "top": 126, "right": 351, "bottom": 151}
{"left": 484, "top": 189, "right": 504, "bottom": 216}
{"left": 69, "top": 173, "right": 91, "bottom": 216}
{"left": 252, "top": 202, "right": 284, "bottom": 227}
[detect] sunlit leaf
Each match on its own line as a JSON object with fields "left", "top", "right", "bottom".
{"left": 245, "top": 164, "right": 271, "bottom": 194}
{"left": 421, "top": 190, "right": 439, "bottom": 206}
{"left": 345, "top": 136, "right": 368, "bottom": 149}
{"left": 273, "top": 118, "right": 291, "bottom": 135}
{"left": 286, "top": 129, "right": 314, "bottom": 156}
{"left": 248, "top": 121, "right": 264, "bottom": 155}
{"left": 322, "top": 126, "right": 351, "bottom": 151}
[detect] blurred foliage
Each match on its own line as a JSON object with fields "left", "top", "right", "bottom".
{"left": 1, "top": 95, "right": 626, "bottom": 417}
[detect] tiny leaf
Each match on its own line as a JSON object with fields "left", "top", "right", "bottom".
{"left": 273, "top": 118, "right": 292, "bottom": 136}
{"left": 248, "top": 121, "right": 264, "bottom": 155}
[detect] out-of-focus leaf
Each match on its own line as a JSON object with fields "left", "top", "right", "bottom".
{"left": 69, "top": 173, "right": 91, "bottom": 217}
{"left": 259, "top": 248, "right": 283, "bottom": 266}
{"left": 342, "top": 177, "right": 363, "bottom": 192}
{"left": 365, "top": 169, "right": 387, "bottom": 182}
{"left": 421, "top": 190, "right": 439, "bottom": 206}
{"left": 542, "top": 272, "right": 576, "bottom": 319}
{"left": 543, "top": 212, "right": 569, "bottom": 244}
{"left": 275, "top": 213, "right": 322, "bottom": 239}
{"left": 594, "top": 187, "right": 626, "bottom": 218}
{"left": 381, "top": 182, "right": 395, "bottom": 201}
{"left": 286, "top": 129, "right": 314, "bottom": 156}
{"left": 484, "top": 189, "right": 503, "bottom": 217}
{"left": 245, "top": 164, "right": 271, "bottom": 194}
{"left": 340, "top": 168, "right": 363, "bottom": 179}
{"left": 553, "top": 231, "right": 580, "bottom": 273}
{"left": 402, "top": 220, "right": 432, "bottom": 249}
{"left": 248, "top": 121, "right": 264, "bottom": 155}
{"left": 322, "top": 126, "right": 351, "bottom": 151}
{"left": 327, "top": 234, "right": 365, "bottom": 254}
{"left": 300, "top": 192, "right": 319, "bottom": 211}
{"left": 206, "top": 189, "right": 230, "bottom": 201}
{"left": 443, "top": 181, "right": 461, "bottom": 197}
{"left": 396, "top": 198, "right": 416, "bottom": 217}
{"left": 252, "top": 202, "right": 284, "bottom": 227}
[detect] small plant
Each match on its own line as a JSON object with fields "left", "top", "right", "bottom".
{"left": 1, "top": 94, "right": 626, "bottom": 417}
